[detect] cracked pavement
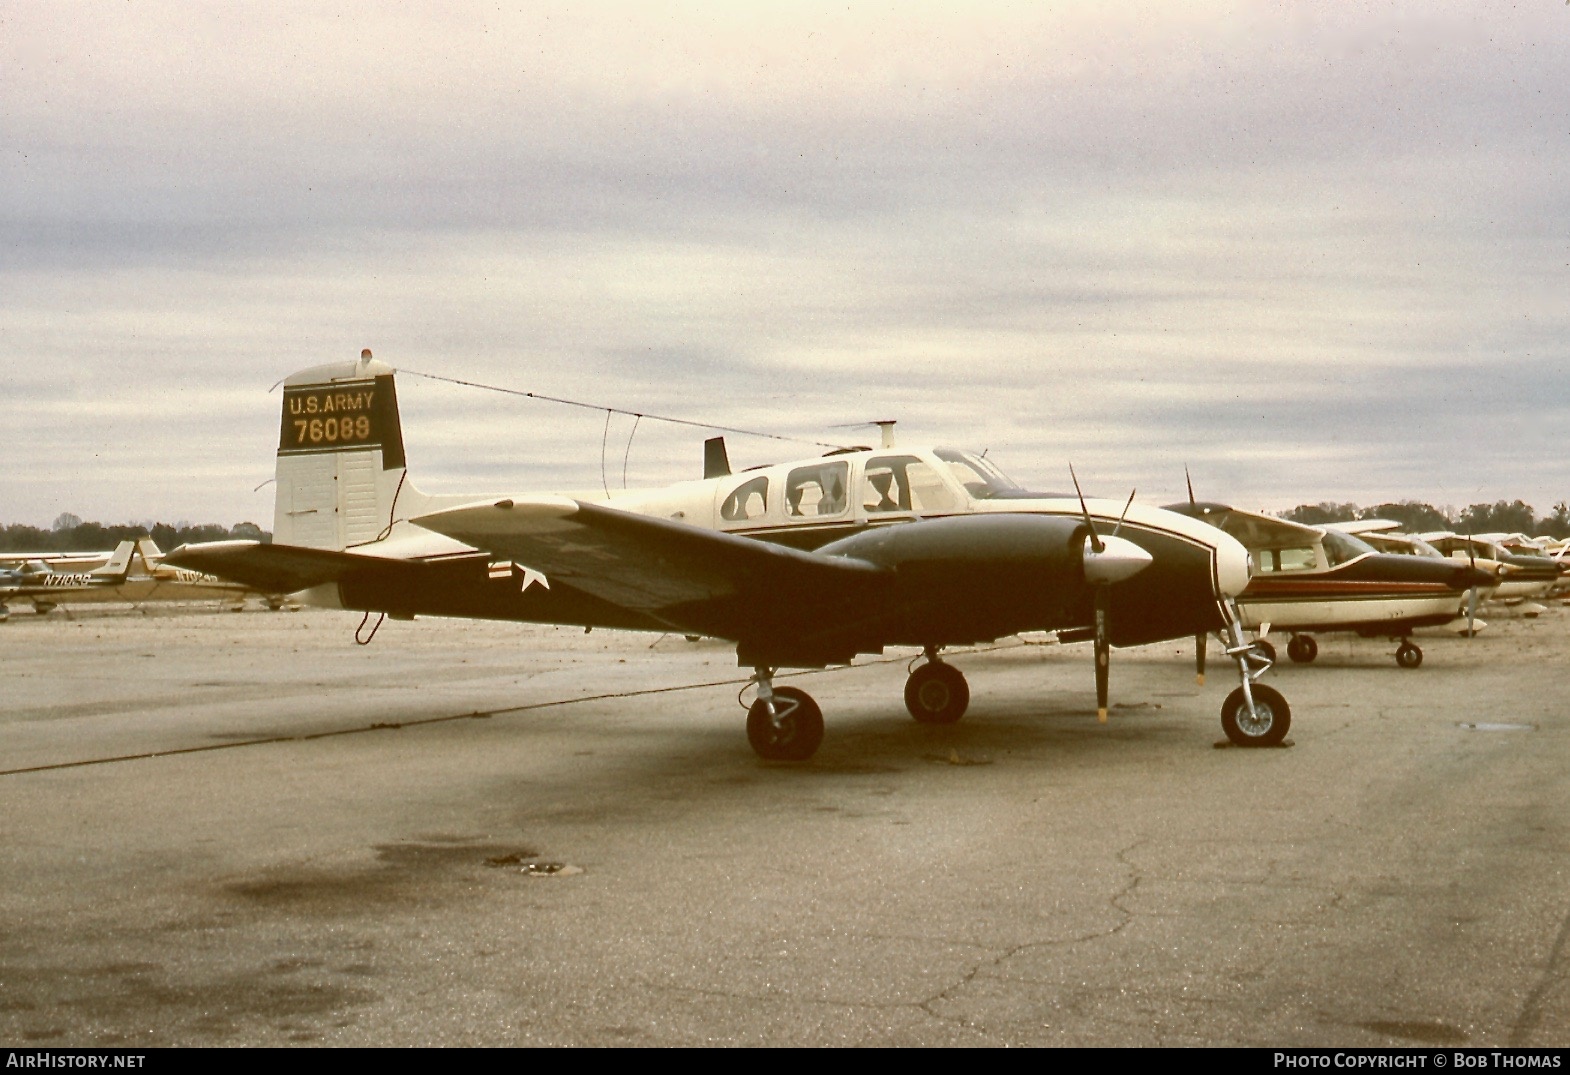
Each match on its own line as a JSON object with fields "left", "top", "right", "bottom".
{"left": 1, "top": 606, "right": 1567, "bottom": 1045}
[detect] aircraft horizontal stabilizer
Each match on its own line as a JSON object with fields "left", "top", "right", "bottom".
{"left": 163, "top": 540, "right": 424, "bottom": 596}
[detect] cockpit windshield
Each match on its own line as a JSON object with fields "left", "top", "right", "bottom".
{"left": 934, "top": 448, "right": 1023, "bottom": 500}
{"left": 1320, "top": 528, "right": 1376, "bottom": 567}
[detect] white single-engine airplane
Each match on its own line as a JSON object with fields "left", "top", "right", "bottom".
{"left": 1165, "top": 501, "right": 1497, "bottom": 668}
{"left": 168, "top": 350, "right": 1294, "bottom": 757}
{"left": 0, "top": 541, "right": 137, "bottom": 620}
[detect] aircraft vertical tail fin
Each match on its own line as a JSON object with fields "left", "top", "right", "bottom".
{"left": 92, "top": 540, "right": 137, "bottom": 580}
{"left": 133, "top": 537, "right": 163, "bottom": 574}
{"left": 273, "top": 349, "right": 417, "bottom": 551}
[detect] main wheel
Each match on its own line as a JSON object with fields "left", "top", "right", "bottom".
{"left": 1221, "top": 684, "right": 1291, "bottom": 747}
{"left": 1286, "top": 635, "right": 1318, "bottom": 664}
{"left": 1250, "top": 639, "right": 1277, "bottom": 664}
{"left": 746, "top": 686, "right": 824, "bottom": 761}
{"left": 903, "top": 662, "right": 970, "bottom": 724}
{"left": 1395, "top": 642, "right": 1423, "bottom": 669}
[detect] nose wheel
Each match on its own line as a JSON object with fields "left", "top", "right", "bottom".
{"left": 1221, "top": 684, "right": 1291, "bottom": 746}
{"left": 1219, "top": 600, "right": 1292, "bottom": 747}
{"left": 1395, "top": 641, "right": 1423, "bottom": 669}
{"left": 904, "top": 656, "right": 969, "bottom": 724}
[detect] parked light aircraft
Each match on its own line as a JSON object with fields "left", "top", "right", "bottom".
{"left": 0, "top": 539, "right": 286, "bottom": 617}
{"left": 0, "top": 541, "right": 137, "bottom": 620}
{"left": 167, "top": 350, "right": 1295, "bottom": 757}
{"left": 1165, "top": 501, "right": 1496, "bottom": 668}
{"left": 1326, "top": 521, "right": 1498, "bottom": 634}
{"left": 1419, "top": 533, "right": 1561, "bottom": 605}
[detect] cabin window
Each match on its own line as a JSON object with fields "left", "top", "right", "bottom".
{"left": 862, "top": 456, "right": 960, "bottom": 514}
{"left": 720, "top": 475, "right": 770, "bottom": 522}
{"left": 1256, "top": 546, "right": 1318, "bottom": 573}
{"left": 785, "top": 461, "right": 849, "bottom": 518}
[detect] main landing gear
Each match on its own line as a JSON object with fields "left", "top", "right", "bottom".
{"left": 904, "top": 648, "right": 969, "bottom": 724}
{"left": 745, "top": 668, "right": 824, "bottom": 761}
{"left": 1218, "top": 602, "right": 1291, "bottom": 748}
{"left": 744, "top": 649, "right": 973, "bottom": 761}
{"left": 1286, "top": 634, "right": 1318, "bottom": 664}
{"left": 1280, "top": 631, "right": 1421, "bottom": 669}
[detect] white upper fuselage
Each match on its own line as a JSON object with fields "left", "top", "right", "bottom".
{"left": 356, "top": 444, "right": 1253, "bottom": 603}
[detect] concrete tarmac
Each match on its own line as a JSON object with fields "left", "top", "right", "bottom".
{"left": 1, "top": 604, "right": 1568, "bottom": 1047}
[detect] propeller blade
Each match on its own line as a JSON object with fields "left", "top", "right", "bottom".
{"left": 1185, "top": 466, "right": 1196, "bottom": 506}
{"left": 1094, "top": 586, "right": 1110, "bottom": 723}
{"left": 1195, "top": 632, "right": 1207, "bottom": 686}
{"left": 1069, "top": 464, "right": 1103, "bottom": 554}
{"left": 1467, "top": 585, "right": 1478, "bottom": 637}
{"left": 1112, "top": 489, "right": 1136, "bottom": 537}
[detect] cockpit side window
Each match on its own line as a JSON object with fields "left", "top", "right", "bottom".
{"left": 785, "top": 461, "right": 849, "bottom": 518}
{"left": 719, "top": 475, "right": 770, "bottom": 523}
{"left": 1255, "top": 546, "right": 1319, "bottom": 573}
{"left": 862, "top": 455, "right": 960, "bottom": 514}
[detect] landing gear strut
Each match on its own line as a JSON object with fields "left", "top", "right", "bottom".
{"left": 1219, "top": 600, "right": 1291, "bottom": 747}
{"left": 904, "top": 648, "right": 969, "bottom": 724}
{"left": 745, "top": 668, "right": 824, "bottom": 761}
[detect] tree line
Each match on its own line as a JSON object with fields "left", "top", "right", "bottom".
{"left": 1282, "top": 499, "right": 1570, "bottom": 539}
{"left": 0, "top": 513, "right": 271, "bottom": 553}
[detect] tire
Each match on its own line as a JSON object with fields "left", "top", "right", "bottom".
{"left": 1286, "top": 635, "right": 1318, "bottom": 664}
{"left": 1221, "top": 684, "right": 1291, "bottom": 747}
{"left": 903, "top": 662, "right": 970, "bottom": 724}
{"left": 746, "top": 686, "right": 824, "bottom": 761}
{"left": 1396, "top": 643, "right": 1423, "bottom": 669}
{"left": 1250, "top": 639, "right": 1277, "bottom": 664}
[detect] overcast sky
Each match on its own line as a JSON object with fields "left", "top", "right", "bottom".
{"left": 4, "top": 2, "right": 1568, "bottom": 528}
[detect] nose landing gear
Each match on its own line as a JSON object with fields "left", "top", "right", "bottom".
{"left": 1219, "top": 601, "right": 1291, "bottom": 747}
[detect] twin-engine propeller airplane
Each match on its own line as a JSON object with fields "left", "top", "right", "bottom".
{"left": 1165, "top": 500, "right": 1497, "bottom": 669}
{"left": 168, "top": 350, "right": 1295, "bottom": 758}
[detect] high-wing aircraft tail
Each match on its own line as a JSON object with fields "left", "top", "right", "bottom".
{"left": 90, "top": 540, "right": 137, "bottom": 580}
{"left": 133, "top": 537, "right": 163, "bottom": 574}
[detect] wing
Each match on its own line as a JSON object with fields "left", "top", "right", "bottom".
{"left": 414, "top": 497, "right": 892, "bottom": 647}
